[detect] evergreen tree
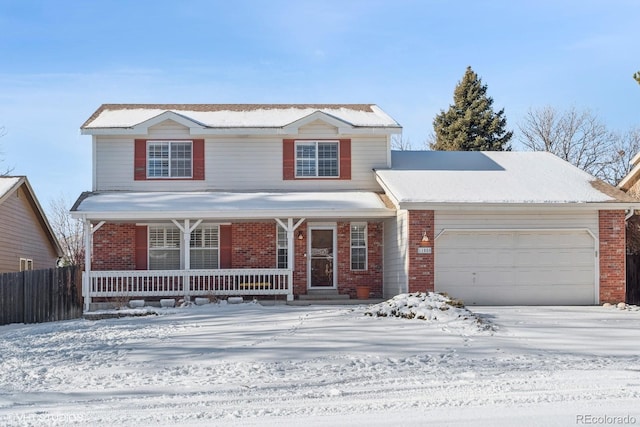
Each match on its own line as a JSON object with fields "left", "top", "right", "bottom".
{"left": 431, "top": 66, "right": 512, "bottom": 151}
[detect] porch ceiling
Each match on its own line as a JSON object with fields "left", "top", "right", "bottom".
{"left": 70, "top": 191, "right": 396, "bottom": 221}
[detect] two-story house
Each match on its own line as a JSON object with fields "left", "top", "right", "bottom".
{"left": 72, "top": 104, "right": 638, "bottom": 310}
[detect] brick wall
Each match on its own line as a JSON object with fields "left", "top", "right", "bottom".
{"left": 336, "top": 222, "right": 383, "bottom": 298}
{"left": 599, "top": 210, "right": 626, "bottom": 303}
{"left": 293, "top": 223, "right": 308, "bottom": 296}
{"left": 407, "top": 210, "right": 434, "bottom": 293}
{"left": 231, "top": 222, "right": 277, "bottom": 269}
{"left": 92, "top": 223, "right": 136, "bottom": 270}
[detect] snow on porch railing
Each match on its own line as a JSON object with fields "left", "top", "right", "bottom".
{"left": 87, "top": 268, "right": 293, "bottom": 300}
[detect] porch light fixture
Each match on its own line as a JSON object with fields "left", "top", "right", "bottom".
{"left": 297, "top": 230, "right": 304, "bottom": 240}
{"left": 420, "top": 231, "right": 431, "bottom": 247}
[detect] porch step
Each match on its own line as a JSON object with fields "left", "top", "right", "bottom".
{"left": 298, "top": 289, "right": 350, "bottom": 300}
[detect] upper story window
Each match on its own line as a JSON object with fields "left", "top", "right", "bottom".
{"left": 147, "top": 141, "right": 192, "bottom": 178}
{"left": 295, "top": 141, "right": 339, "bottom": 178}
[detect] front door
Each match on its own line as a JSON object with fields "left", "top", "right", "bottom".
{"left": 308, "top": 227, "right": 336, "bottom": 288}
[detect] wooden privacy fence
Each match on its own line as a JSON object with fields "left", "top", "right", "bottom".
{"left": 0, "top": 266, "right": 83, "bottom": 326}
{"left": 626, "top": 254, "right": 640, "bottom": 305}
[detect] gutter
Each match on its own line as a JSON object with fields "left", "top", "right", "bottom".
{"left": 626, "top": 209, "right": 635, "bottom": 221}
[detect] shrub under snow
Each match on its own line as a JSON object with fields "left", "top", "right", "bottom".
{"left": 364, "top": 292, "right": 493, "bottom": 332}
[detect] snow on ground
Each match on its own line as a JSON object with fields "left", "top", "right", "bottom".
{"left": 1, "top": 301, "right": 640, "bottom": 426}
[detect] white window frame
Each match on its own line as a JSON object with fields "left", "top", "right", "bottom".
{"left": 350, "top": 222, "right": 367, "bottom": 271}
{"left": 148, "top": 225, "right": 182, "bottom": 270}
{"left": 294, "top": 140, "right": 339, "bottom": 178}
{"left": 19, "top": 258, "right": 33, "bottom": 271}
{"left": 190, "top": 225, "right": 220, "bottom": 269}
{"left": 276, "top": 224, "right": 288, "bottom": 269}
{"left": 147, "top": 140, "right": 193, "bottom": 179}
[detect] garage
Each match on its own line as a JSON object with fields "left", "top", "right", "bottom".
{"left": 435, "top": 229, "right": 597, "bottom": 305}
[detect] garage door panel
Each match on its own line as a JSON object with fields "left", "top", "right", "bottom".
{"left": 435, "top": 229, "right": 596, "bottom": 305}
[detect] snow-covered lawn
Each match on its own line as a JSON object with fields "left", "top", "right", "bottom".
{"left": 1, "top": 298, "right": 640, "bottom": 426}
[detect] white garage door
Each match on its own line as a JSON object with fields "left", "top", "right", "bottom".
{"left": 435, "top": 230, "right": 596, "bottom": 305}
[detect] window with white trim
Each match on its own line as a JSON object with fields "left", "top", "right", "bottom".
{"left": 350, "top": 223, "right": 367, "bottom": 270}
{"left": 149, "top": 226, "right": 181, "bottom": 270}
{"left": 276, "top": 224, "right": 288, "bottom": 269}
{"left": 190, "top": 225, "right": 219, "bottom": 269}
{"left": 295, "top": 141, "right": 339, "bottom": 177}
{"left": 19, "top": 258, "right": 33, "bottom": 271}
{"left": 147, "top": 141, "right": 192, "bottom": 178}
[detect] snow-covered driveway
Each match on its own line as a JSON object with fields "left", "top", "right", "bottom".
{"left": 1, "top": 303, "right": 639, "bottom": 426}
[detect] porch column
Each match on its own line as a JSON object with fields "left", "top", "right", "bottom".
{"left": 82, "top": 219, "right": 105, "bottom": 312}
{"left": 275, "top": 218, "right": 304, "bottom": 301}
{"left": 172, "top": 219, "right": 202, "bottom": 301}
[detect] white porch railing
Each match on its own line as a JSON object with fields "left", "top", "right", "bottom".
{"left": 84, "top": 269, "right": 293, "bottom": 308}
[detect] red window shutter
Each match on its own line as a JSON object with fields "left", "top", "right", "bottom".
{"left": 135, "top": 226, "right": 148, "bottom": 270}
{"left": 192, "top": 139, "right": 205, "bottom": 180}
{"left": 283, "top": 139, "right": 295, "bottom": 180}
{"left": 219, "top": 225, "right": 232, "bottom": 268}
{"left": 339, "top": 139, "right": 351, "bottom": 180}
{"left": 134, "top": 139, "right": 147, "bottom": 180}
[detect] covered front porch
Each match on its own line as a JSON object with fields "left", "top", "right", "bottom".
{"left": 71, "top": 191, "right": 394, "bottom": 311}
{"left": 85, "top": 268, "right": 293, "bottom": 302}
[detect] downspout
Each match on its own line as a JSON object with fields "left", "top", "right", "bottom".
{"left": 625, "top": 209, "right": 635, "bottom": 221}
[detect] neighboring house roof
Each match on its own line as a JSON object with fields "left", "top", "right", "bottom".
{"left": 81, "top": 104, "right": 402, "bottom": 135}
{"left": 375, "top": 151, "right": 640, "bottom": 209}
{"left": 0, "top": 176, "right": 63, "bottom": 257}
{"left": 70, "top": 191, "right": 396, "bottom": 221}
{"left": 617, "top": 151, "right": 640, "bottom": 192}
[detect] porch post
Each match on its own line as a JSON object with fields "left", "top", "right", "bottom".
{"left": 275, "top": 218, "right": 304, "bottom": 301}
{"left": 172, "top": 219, "right": 203, "bottom": 302}
{"left": 82, "top": 219, "right": 105, "bottom": 312}
{"left": 83, "top": 219, "right": 91, "bottom": 312}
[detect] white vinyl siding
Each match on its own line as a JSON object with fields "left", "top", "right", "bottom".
{"left": 434, "top": 210, "right": 599, "bottom": 237}
{"left": 350, "top": 223, "right": 367, "bottom": 270}
{"left": 94, "top": 121, "right": 389, "bottom": 191}
{"left": 383, "top": 210, "right": 408, "bottom": 298}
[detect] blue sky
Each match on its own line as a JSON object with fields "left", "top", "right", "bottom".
{"left": 0, "top": 0, "right": 639, "bottom": 212}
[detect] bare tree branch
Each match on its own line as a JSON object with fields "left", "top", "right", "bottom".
{"left": 0, "top": 126, "right": 13, "bottom": 176}
{"left": 518, "top": 106, "right": 619, "bottom": 184}
{"left": 49, "top": 194, "right": 85, "bottom": 266}
{"left": 391, "top": 135, "right": 414, "bottom": 151}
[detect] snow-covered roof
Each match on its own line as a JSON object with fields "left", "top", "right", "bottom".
{"left": 71, "top": 191, "right": 395, "bottom": 220}
{"left": 0, "top": 176, "right": 21, "bottom": 199}
{"left": 81, "top": 104, "right": 401, "bottom": 132}
{"left": 376, "top": 151, "right": 638, "bottom": 207}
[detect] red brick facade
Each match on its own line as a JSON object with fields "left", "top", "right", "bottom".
{"left": 407, "top": 210, "right": 435, "bottom": 293}
{"left": 231, "top": 223, "right": 277, "bottom": 269}
{"left": 599, "top": 210, "right": 626, "bottom": 303}
{"left": 92, "top": 223, "right": 137, "bottom": 270}
{"left": 336, "top": 222, "right": 383, "bottom": 298}
{"left": 91, "top": 220, "right": 383, "bottom": 298}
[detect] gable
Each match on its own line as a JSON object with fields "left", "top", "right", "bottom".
{"left": 297, "top": 119, "right": 339, "bottom": 136}
{"left": 147, "top": 119, "right": 191, "bottom": 137}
